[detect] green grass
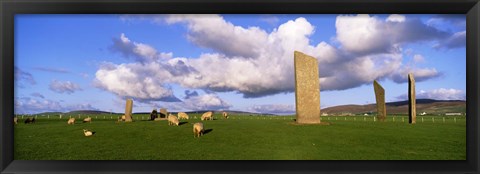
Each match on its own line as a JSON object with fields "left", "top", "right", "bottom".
{"left": 14, "top": 115, "right": 466, "bottom": 160}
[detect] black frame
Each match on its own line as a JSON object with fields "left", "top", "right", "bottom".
{"left": 1, "top": 0, "right": 479, "bottom": 173}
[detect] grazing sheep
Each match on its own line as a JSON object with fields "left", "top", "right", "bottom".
{"left": 222, "top": 112, "right": 228, "bottom": 119}
{"left": 150, "top": 109, "right": 158, "bottom": 120}
{"left": 117, "top": 115, "right": 126, "bottom": 122}
{"left": 67, "top": 118, "right": 75, "bottom": 125}
{"left": 167, "top": 114, "right": 179, "bottom": 126}
{"left": 178, "top": 112, "right": 189, "bottom": 120}
{"left": 83, "top": 129, "right": 94, "bottom": 137}
{"left": 83, "top": 117, "right": 92, "bottom": 123}
{"left": 14, "top": 117, "right": 18, "bottom": 125}
{"left": 201, "top": 111, "right": 213, "bottom": 121}
{"left": 24, "top": 117, "right": 34, "bottom": 124}
{"left": 193, "top": 122, "right": 204, "bottom": 138}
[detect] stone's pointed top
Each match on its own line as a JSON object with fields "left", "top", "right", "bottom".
{"left": 373, "top": 80, "right": 384, "bottom": 91}
{"left": 408, "top": 73, "right": 415, "bottom": 83}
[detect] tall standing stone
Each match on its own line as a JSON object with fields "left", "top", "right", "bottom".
{"left": 408, "top": 73, "right": 416, "bottom": 124}
{"left": 294, "top": 51, "right": 321, "bottom": 124}
{"left": 373, "top": 80, "right": 386, "bottom": 122}
{"left": 125, "top": 99, "right": 133, "bottom": 122}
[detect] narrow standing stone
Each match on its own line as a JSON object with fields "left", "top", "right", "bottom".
{"left": 373, "top": 80, "right": 386, "bottom": 122}
{"left": 408, "top": 73, "right": 416, "bottom": 124}
{"left": 125, "top": 99, "right": 133, "bottom": 122}
{"left": 294, "top": 51, "right": 321, "bottom": 124}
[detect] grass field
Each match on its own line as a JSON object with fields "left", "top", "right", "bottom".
{"left": 14, "top": 114, "right": 466, "bottom": 160}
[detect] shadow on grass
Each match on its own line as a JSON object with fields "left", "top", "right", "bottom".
{"left": 203, "top": 129, "right": 213, "bottom": 135}
{"left": 179, "top": 122, "right": 188, "bottom": 126}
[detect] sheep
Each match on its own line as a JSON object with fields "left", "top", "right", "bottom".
{"left": 167, "top": 114, "right": 179, "bottom": 126}
{"left": 118, "top": 115, "right": 126, "bottom": 122}
{"left": 222, "top": 112, "right": 228, "bottom": 119}
{"left": 201, "top": 111, "right": 213, "bottom": 121}
{"left": 83, "top": 129, "right": 94, "bottom": 137}
{"left": 193, "top": 122, "right": 204, "bottom": 138}
{"left": 150, "top": 109, "right": 158, "bottom": 120}
{"left": 178, "top": 112, "right": 189, "bottom": 120}
{"left": 67, "top": 118, "right": 75, "bottom": 125}
{"left": 24, "top": 117, "right": 34, "bottom": 124}
{"left": 83, "top": 117, "right": 92, "bottom": 123}
{"left": 14, "top": 117, "right": 18, "bottom": 125}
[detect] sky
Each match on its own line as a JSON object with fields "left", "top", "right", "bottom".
{"left": 14, "top": 14, "right": 466, "bottom": 115}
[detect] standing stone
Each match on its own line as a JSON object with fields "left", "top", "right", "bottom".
{"left": 294, "top": 51, "right": 321, "bottom": 124}
{"left": 125, "top": 99, "right": 133, "bottom": 122}
{"left": 160, "top": 108, "right": 168, "bottom": 118}
{"left": 408, "top": 73, "right": 416, "bottom": 124}
{"left": 373, "top": 80, "right": 386, "bottom": 122}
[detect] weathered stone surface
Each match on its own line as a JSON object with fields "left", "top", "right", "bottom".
{"left": 408, "top": 73, "right": 416, "bottom": 124}
{"left": 160, "top": 108, "right": 168, "bottom": 118}
{"left": 294, "top": 51, "right": 321, "bottom": 124}
{"left": 373, "top": 80, "right": 386, "bottom": 122}
{"left": 125, "top": 99, "right": 133, "bottom": 122}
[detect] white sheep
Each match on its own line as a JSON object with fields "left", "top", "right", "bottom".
{"left": 222, "top": 112, "right": 228, "bottom": 119}
{"left": 193, "top": 122, "right": 204, "bottom": 138}
{"left": 67, "top": 118, "right": 75, "bottom": 125}
{"left": 201, "top": 111, "right": 213, "bottom": 121}
{"left": 178, "top": 112, "right": 189, "bottom": 120}
{"left": 83, "top": 117, "right": 92, "bottom": 123}
{"left": 83, "top": 129, "right": 93, "bottom": 137}
{"left": 168, "top": 114, "right": 179, "bottom": 126}
{"left": 118, "top": 115, "right": 126, "bottom": 122}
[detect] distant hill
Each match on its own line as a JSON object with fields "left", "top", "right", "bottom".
{"left": 322, "top": 99, "right": 466, "bottom": 115}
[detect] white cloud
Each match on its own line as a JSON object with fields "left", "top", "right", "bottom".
{"left": 182, "top": 94, "right": 232, "bottom": 110}
{"left": 14, "top": 67, "right": 36, "bottom": 88}
{"left": 413, "top": 54, "right": 425, "bottom": 63}
{"left": 94, "top": 62, "right": 181, "bottom": 102}
{"left": 99, "top": 14, "right": 454, "bottom": 102}
{"left": 396, "top": 88, "right": 465, "bottom": 101}
{"left": 49, "top": 80, "right": 82, "bottom": 94}
{"left": 335, "top": 14, "right": 449, "bottom": 55}
{"left": 390, "top": 67, "right": 441, "bottom": 83}
{"left": 247, "top": 104, "right": 295, "bottom": 114}
{"left": 110, "top": 33, "right": 173, "bottom": 63}
{"left": 386, "top": 14, "right": 406, "bottom": 22}
{"left": 14, "top": 97, "right": 98, "bottom": 114}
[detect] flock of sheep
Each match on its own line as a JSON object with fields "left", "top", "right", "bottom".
{"left": 14, "top": 110, "right": 230, "bottom": 138}
{"left": 61, "top": 111, "right": 229, "bottom": 138}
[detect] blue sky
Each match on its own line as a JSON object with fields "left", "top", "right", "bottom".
{"left": 14, "top": 14, "right": 466, "bottom": 115}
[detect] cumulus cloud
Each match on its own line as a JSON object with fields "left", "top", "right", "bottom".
{"left": 14, "top": 97, "right": 98, "bottom": 114}
{"left": 110, "top": 33, "right": 173, "bottom": 63}
{"left": 182, "top": 93, "right": 232, "bottom": 110}
{"left": 335, "top": 14, "right": 449, "bottom": 55}
{"left": 14, "top": 67, "right": 36, "bottom": 88}
{"left": 390, "top": 67, "right": 442, "bottom": 83}
{"left": 396, "top": 88, "right": 465, "bottom": 101}
{"left": 247, "top": 104, "right": 295, "bottom": 114}
{"left": 49, "top": 80, "right": 82, "bottom": 94}
{"left": 94, "top": 62, "right": 181, "bottom": 102}
{"left": 386, "top": 14, "right": 406, "bottom": 22}
{"left": 413, "top": 54, "right": 425, "bottom": 63}
{"left": 97, "top": 14, "right": 459, "bottom": 102}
